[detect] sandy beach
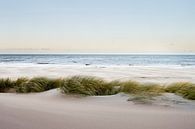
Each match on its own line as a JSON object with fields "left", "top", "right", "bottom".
{"left": 1, "top": 64, "right": 195, "bottom": 129}
{"left": 1, "top": 0, "right": 194, "bottom": 128}
{"left": 0, "top": 64, "right": 195, "bottom": 84}
{"left": 0, "top": 89, "right": 195, "bottom": 129}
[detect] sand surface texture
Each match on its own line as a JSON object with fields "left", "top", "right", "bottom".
{"left": 0, "top": 89, "right": 195, "bottom": 129}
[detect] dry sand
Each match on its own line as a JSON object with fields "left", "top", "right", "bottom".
{"left": 0, "top": 64, "right": 195, "bottom": 83}
{"left": 1, "top": 64, "right": 195, "bottom": 129}
{"left": 0, "top": 89, "right": 195, "bottom": 129}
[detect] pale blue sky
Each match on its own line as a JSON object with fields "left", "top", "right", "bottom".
{"left": 0, "top": 0, "right": 194, "bottom": 53}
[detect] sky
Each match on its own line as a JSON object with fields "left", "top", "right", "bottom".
{"left": 0, "top": 0, "right": 194, "bottom": 53}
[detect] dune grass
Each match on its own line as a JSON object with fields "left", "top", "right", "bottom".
{"left": 165, "top": 82, "right": 195, "bottom": 100}
{"left": 60, "top": 76, "right": 117, "bottom": 96}
{"left": 0, "top": 76, "right": 195, "bottom": 100}
{"left": 120, "top": 81, "right": 164, "bottom": 96}
{"left": 0, "top": 78, "right": 14, "bottom": 92}
{"left": 14, "top": 77, "right": 62, "bottom": 93}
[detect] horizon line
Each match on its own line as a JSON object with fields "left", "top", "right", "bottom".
{"left": 0, "top": 52, "right": 195, "bottom": 55}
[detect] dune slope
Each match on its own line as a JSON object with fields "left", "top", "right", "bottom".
{"left": 0, "top": 90, "right": 195, "bottom": 129}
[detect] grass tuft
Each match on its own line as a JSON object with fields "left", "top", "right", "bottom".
{"left": 165, "top": 82, "right": 195, "bottom": 100}
{"left": 15, "top": 77, "right": 62, "bottom": 93}
{"left": 120, "top": 81, "right": 140, "bottom": 93}
{"left": 60, "top": 76, "right": 117, "bottom": 96}
{"left": 120, "top": 81, "right": 164, "bottom": 96}
{"left": 0, "top": 78, "right": 14, "bottom": 92}
{"left": 0, "top": 76, "right": 194, "bottom": 100}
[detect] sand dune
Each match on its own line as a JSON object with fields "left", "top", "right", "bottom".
{"left": 1, "top": 64, "right": 195, "bottom": 129}
{"left": 0, "top": 89, "right": 195, "bottom": 129}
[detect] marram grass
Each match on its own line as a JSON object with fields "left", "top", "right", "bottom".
{"left": 165, "top": 82, "right": 195, "bottom": 100}
{"left": 60, "top": 76, "right": 117, "bottom": 95}
{"left": 0, "top": 76, "right": 195, "bottom": 100}
{"left": 14, "top": 77, "right": 61, "bottom": 93}
{"left": 0, "top": 78, "right": 14, "bottom": 92}
{"left": 120, "top": 81, "right": 164, "bottom": 96}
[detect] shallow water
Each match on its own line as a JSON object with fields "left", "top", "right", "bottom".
{"left": 0, "top": 54, "right": 195, "bottom": 67}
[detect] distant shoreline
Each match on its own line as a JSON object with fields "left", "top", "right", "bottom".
{"left": 0, "top": 53, "right": 195, "bottom": 55}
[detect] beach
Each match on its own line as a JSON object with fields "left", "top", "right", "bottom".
{"left": 1, "top": 56, "right": 195, "bottom": 129}
{"left": 1, "top": 0, "right": 194, "bottom": 128}
{"left": 0, "top": 64, "right": 195, "bottom": 84}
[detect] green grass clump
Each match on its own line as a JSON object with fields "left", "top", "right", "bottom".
{"left": 120, "top": 81, "right": 164, "bottom": 96}
{"left": 0, "top": 76, "right": 194, "bottom": 100}
{"left": 101, "top": 80, "right": 122, "bottom": 95}
{"left": 15, "top": 77, "right": 61, "bottom": 93}
{"left": 165, "top": 82, "right": 195, "bottom": 100}
{"left": 0, "top": 78, "right": 14, "bottom": 92}
{"left": 120, "top": 81, "right": 140, "bottom": 93}
{"left": 15, "top": 78, "right": 29, "bottom": 86}
{"left": 60, "top": 76, "right": 117, "bottom": 96}
{"left": 139, "top": 84, "right": 164, "bottom": 95}
{"left": 47, "top": 78, "right": 63, "bottom": 90}
{"left": 126, "top": 84, "right": 165, "bottom": 104}
{"left": 14, "top": 78, "right": 29, "bottom": 93}
{"left": 15, "top": 77, "right": 47, "bottom": 93}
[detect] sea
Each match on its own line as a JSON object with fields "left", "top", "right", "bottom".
{"left": 0, "top": 54, "right": 195, "bottom": 67}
